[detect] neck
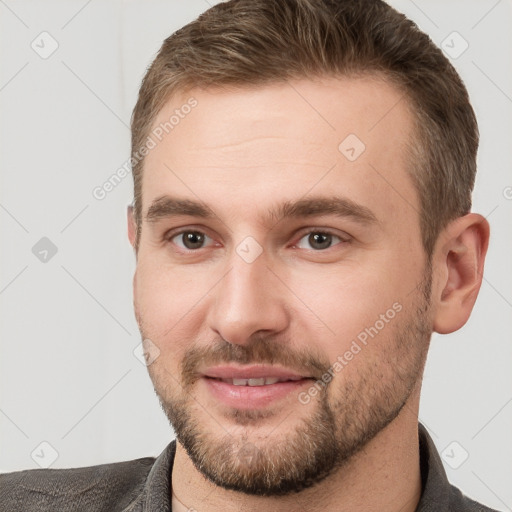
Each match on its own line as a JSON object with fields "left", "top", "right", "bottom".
{"left": 171, "top": 390, "right": 423, "bottom": 512}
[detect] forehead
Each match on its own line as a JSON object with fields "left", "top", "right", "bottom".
{"left": 142, "top": 75, "right": 419, "bottom": 231}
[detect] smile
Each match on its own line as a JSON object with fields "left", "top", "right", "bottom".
{"left": 213, "top": 376, "right": 304, "bottom": 386}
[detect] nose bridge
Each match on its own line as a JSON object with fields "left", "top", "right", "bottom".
{"left": 207, "top": 239, "right": 288, "bottom": 344}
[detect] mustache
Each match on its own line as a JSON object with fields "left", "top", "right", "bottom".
{"left": 181, "top": 336, "right": 331, "bottom": 387}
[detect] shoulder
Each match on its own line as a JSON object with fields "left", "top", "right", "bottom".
{"left": 0, "top": 456, "right": 156, "bottom": 512}
{"left": 449, "top": 483, "right": 501, "bottom": 512}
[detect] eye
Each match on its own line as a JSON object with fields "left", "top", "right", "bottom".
{"left": 169, "top": 230, "right": 215, "bottom": 251}
{"left": 294, "top": 230, "right": 347, "bottom": 251}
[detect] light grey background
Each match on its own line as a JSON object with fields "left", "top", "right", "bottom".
{"left": 0, "top": 0, "right": 511, "bottom": 510}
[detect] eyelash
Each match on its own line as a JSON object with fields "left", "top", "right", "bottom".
{"left": 165, "top": 228, "right": 350, "bottom": 253}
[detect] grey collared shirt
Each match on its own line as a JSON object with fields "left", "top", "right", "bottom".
{"left": 0, "top": 423, "right": 499, "bottom": 511}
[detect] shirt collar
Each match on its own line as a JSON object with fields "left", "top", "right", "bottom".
{"left": 124, "top": 422, "right": 450, "bottom": 511}
{"left": 416, "top": 422, "right": 451, "bottom": 511}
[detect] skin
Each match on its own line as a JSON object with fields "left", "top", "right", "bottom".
{"left": 127, "top": 76, "right": 489, "bottom": 512}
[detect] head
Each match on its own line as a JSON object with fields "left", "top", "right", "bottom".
{"left": 128, "top": 0, "right": 489, "bottom": 497}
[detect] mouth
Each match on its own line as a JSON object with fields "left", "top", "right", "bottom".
{"left": 207, "top": 376, "right": 305, "bottom": 386}
{"left": 200, "top": 365, "right": 315, "bottom": 409}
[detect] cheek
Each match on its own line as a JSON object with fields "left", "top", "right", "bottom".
{"left": 287, "top": 259, "right": 423, "bottom": 377}
{"left": 134, "top": 257, "right": 220, "bottom": 364}
{"left": 287, "top": 259, "right": 412, "bottom": 349}
{"left": 134, "top": 260, "right": 196, "bottom": 337}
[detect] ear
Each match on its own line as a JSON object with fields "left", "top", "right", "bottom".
{"left": 433, "top": 213, "right": 490, "bottom": 334}
{"left": 127, "top": 204, "right": 137, "bottom": 250}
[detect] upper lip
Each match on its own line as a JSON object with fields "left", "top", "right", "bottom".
{"left": 201, "top": 364, "right": 311, "bottom": 380}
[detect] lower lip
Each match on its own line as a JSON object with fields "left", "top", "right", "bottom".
{"left": 202, "top": 377, "right": 313, "bottom": 409}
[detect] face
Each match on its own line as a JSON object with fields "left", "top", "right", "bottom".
{"left": 131, "top": 76, "right": 433, "bottom": 495}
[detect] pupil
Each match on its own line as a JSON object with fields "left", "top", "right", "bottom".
{"left": 309, "top": 232, "right": 331, "bottom": 250}
{"left": 184, "top": 231, "right": 204, "bottom": 249}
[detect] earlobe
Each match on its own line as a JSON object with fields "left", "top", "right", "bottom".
{"left": 433, "top": 213, "right": 490, "bottom": 334}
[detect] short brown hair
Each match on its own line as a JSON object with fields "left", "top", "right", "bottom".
{"left": 130, "top": 0, "right": 478, "bottom": 255}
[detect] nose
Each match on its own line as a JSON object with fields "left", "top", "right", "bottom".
{"left": 206, "top": 246, "right": 289, "bottom": 345}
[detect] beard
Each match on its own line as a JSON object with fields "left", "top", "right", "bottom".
{"left": 136, "top": 268, "right": 432, "bottom": 497}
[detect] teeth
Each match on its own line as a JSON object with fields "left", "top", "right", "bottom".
{"left": 222, "top": 377, "right": 293, "bottom": 386}
{"left": 248, "top": 378, "right": 265, "bottom": 386}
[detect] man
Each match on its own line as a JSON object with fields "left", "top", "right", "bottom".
{"left": 0, "top": 0, "right": 499, "bottom": 510}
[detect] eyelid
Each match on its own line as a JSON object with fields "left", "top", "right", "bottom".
{"left": 164, "top": 226, "right": 352, "bottom": 251}
{"left": 165, "top": 227, "right": 217, "bottom": 250}
{"left": 291, "top": 227, "right": 351, "bottom": 247}
{"left": 292, "top": 227, "right": 352, "bottom": 253}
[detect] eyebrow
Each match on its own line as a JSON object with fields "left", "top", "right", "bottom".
{"left": 145, "top": 194, "right": 378, "bottom": 226}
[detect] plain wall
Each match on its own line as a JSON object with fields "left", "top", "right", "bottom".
{"left": 0, "top": 1, "right": 511, "bottom": 510}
